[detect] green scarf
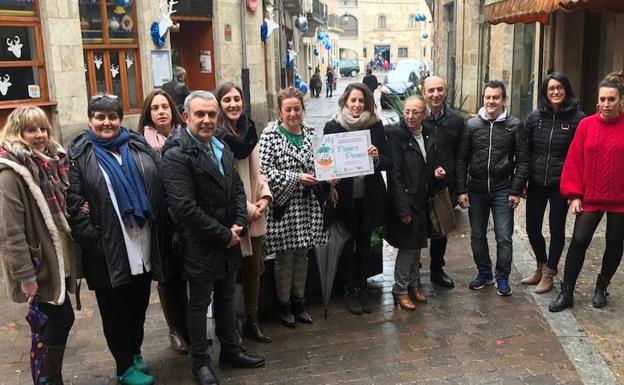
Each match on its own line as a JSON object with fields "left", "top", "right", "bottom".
{"left": 278, "top": 124, "right": 305, "bottom": 149}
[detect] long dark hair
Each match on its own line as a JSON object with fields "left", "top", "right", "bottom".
{"left": 338, "top": 82, "right": 376, "bottom": 114}
{"left": 537, "top": 72, "right": 576, "bottom": 108}
{"left": 137, "top": 89, "right": 183, "bottom": 133}
{"left": 215, "top": 82, "right": 244, "bottom": 136}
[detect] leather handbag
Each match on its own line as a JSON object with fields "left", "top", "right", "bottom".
{"left": 429, "top": 187, "right": 456, "bottom": 237}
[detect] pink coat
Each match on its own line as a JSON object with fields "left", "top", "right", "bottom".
{"left": 236, "top": 144, "right": 272, "bottom": 256}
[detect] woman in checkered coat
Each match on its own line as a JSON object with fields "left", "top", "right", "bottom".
{"left": 258, "top": 87, "right": 325, "bottom": 328}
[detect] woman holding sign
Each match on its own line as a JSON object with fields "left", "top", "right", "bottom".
{"left": 258, "top": 86, "right": 325, "bottom": 328}
{"left": 324, "top": 82, "right": 391, "bottom": 315}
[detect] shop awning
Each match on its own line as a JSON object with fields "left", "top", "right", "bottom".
{"left": 484, "top": 0, "right": 559, "bottom": 25}
{"left": 559, "top": 0, "right": 624, "bottom": 12}
{"left": 485, "top": 0, "right": 624, "bottom": 24}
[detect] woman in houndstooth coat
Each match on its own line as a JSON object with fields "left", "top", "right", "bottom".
{"left": 258, "top": 87, "right": 325, "bottom": 328}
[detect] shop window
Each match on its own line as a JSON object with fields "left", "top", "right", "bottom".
{"left": 80, "top": 0, "right": 142, "bottom": 113}
{"left": 398, "top": 47, "right": 408, "bottom": 58}
{"left": 0, "top": 0, "right": 49, "bottom": 106}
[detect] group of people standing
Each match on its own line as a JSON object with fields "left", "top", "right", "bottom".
{"left": 1, "top": 67, "right": 624, "bottom": 385}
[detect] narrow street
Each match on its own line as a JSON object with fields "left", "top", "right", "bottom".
{"left": 0, "top": 75, "right": 621, "bottom": 385}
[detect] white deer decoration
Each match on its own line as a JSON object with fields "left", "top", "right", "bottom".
{"left": 158, "top": 0, "right": 178, "bottom": 38}
{"left": 111, "top": 64, "right": 120, "bottom": 78}
{"left": 7, "top": 35, "right": 23, "bottom": 58}
{"left": 125, "top": 54, "right": 134, "bottom": 69}
{"left": 0, "top": 74, "right": 12, "bottom": 96}
{"left": 94, "top": 55, "right": 103, "bottom": 70}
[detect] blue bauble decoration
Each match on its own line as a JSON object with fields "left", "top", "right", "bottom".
{"left": 294, "top": 73, "right": 302, "bottom": 86}
{"left": 115, "top": 0, "right": 133, "bottom": 6}
{"left": 313, "top": 48, "right": 319, "bottom": 56}
{"left": 325, "top": 43, "right": 332, "bottom": 50}
{"left": 151, "top": 21, "right": 166, "bottom": 47}
{"left": 297, "top": 82, "right": 308, "bottom": 96}
{"left": 421, "top": 32, "right": 429, "bottom": 39}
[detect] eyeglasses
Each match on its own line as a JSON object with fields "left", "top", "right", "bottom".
{"left": 404, "top": 109, "right": 426, "bottom": 116}
{"left": 547, "top": 86, "right": 565, "bottom": 93}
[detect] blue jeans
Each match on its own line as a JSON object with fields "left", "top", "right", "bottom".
{"left": 468, "top": 189, "right": 514, "bottom": 279}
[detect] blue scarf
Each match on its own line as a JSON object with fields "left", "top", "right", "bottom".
{"left": 87, "top": 127, "right": 152, "bottom": 227}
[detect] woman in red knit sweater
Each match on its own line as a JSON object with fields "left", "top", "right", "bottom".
{"left": 550, "top": 72, "right": 624, "bottom": 312}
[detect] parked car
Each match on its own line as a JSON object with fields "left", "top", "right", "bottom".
{"left": 380, "top": 69, "right": 418, "bottom": 109}
{"left": 338, "top": 59, "right": 360, "bottom": 77}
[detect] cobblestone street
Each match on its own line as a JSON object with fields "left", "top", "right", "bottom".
{"left": 0, "top": 75, "right": 621, "bottom": 385}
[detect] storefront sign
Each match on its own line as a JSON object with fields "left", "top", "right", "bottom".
{"left": 312, "top": 130, "right": 374, "bottom": 181}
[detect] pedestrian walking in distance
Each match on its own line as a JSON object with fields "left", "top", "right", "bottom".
{"left": 68, "top": 94, "right": 167, "bottom": 385}
{"left": 456, "top": 80, "right": 529, "bottom": 297}
{"left": 324, "top": 83, "right": 391, "bottom": 315}
{"left": 258, "top": 86, "right": 325, "bottom": 328}
{"left": 160, "top": 90, "right": 266, "bottom": 385}
{"left": 386, "top": 96, "right": 431, "bottom": 310}
{"left": 522, "top": 73, "right": 585, "bottom": 293}
{"left": 326, "top": 67, "right": 335, "bottom": 97}
{"left": 216, "top": 82, "right": 273, "bottom": 344}
{"left": 0, "top": 106, "right": 77, "bottom": 385}
{"left": 550, "top": 71, "right": 624, "bottom": 312}
{"left": 422, "top": 76, "right": 465, "bottom": 289}
{"left": 138, "top": 89, "right": 190, "bottom": 354}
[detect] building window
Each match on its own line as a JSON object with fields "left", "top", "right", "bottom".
{"left": 398, "top": 47, "right": 408, "bottom": 58}
{"left": 378, "top": 16, "right": 386, "bottom": 29}
{"left": 409, "top": 15, "right": 417, "bottom": 28}
{"left": 0, "top": 0, "right": 49, "bottom": 106}
{"left": 363, "top": 48, "right": 367, "bottom": 58}
{"left": 79, "top": 1, "right": 142, "bottom": 112}
{"left": 341, "top": 14, "right": 358, "bottom": 37}
{"left": 340, "top": 0, "right": 357, "bottom": 6}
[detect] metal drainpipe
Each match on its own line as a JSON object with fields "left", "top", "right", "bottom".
{"left": 241, "top": 0, "right": 251, "bottom": 117}
{"left": 459, "top": 0, "right": 465, "bottom": 109}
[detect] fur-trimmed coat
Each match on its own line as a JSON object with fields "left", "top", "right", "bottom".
{"left": 258, "top": 121, "right": 325, "bottom": 254}
{"left": 0, "top": 158, "right": 76, "bottom": 305}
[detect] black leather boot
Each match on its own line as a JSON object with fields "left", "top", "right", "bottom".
{"left": 592, "top": 274, "right": 610, "bottom": 308}
{"left": 219, "top": 350, "right": 266, "bottom": 369}
{"left": 45, "top": 345, "right": 66, "bottom": 385}
{"left": 291, "top": 298, "right": 313, "bottom": 324}
{"left": 344, "top": 289, "right": 363, "bottom": 315}
{"left": 357, "top": 287, "right": 372, "bottom": 314}
{"left": 549, "top": 282, "right": 574, "bottom": 312}
{"left": 192, "top": 365, "right": 219, "bottom": 385}
{"left": 242, "top": 314, "right": 272, "bottom": 343}
{"left": 279, "top": 303, "right": 296, "bottom": 328}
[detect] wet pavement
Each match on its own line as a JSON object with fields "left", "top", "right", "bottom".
{"left": 0, "top": 75, "right": 621, "bottom": 385}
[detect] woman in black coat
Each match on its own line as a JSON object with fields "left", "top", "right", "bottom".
{"left": 324, "top": 82, "right": 391, "bottom": 315}
{"left": 67, "top": 95, "right": 166, "bottom": 385}
{"left": 521, "top": 72, "right": 585, "bottom": 294}
{"left": 386, "top": 96, "right": 435, "bottom": 310}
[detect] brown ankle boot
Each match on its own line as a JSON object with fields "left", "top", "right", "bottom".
{"left": 392, "top": 292, "right": 415, "bottom": 311}
{"left": 521, "top": 262, "right": 544, "bottom": 285}
{"left": 409, "top": 287, "right": 427, "bottom": 303}
{"left": 535, "top": 266, "right": 557, "bottom": 294}
{"left": 157, "top": 286, "right": 189, "bottom": 354}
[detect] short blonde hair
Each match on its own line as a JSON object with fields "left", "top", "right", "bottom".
{"left": 0, "top": 106, "right": 60, "bottom": 155}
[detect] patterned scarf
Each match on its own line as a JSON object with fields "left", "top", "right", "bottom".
{"left": 0, "top": 143, "right": 70, "bottom": 233}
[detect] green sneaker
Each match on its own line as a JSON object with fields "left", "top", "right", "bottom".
{"left": 117, "top": 365, "right": 154, "bottom": 385}
{"left": 133, "top": 354, "right": 149, "bottom": 373}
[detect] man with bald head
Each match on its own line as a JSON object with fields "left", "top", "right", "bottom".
{"left": 421, "top": 76, "right": 465, "bottom": 288}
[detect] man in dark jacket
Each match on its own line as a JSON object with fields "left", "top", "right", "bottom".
{"left": 161, "top": 66, "right": 190, "bottom": 113}
{"left": 160, "top": 91, "right": 265, "bottom": 385}
{"left": 363, "top": 68, "right": 379, "bottom": 93}
{"left": 422, "top": 76, "right": 465, "bottom": 288}
{"left": 456, "top": 80, "right": 529, "bottom": 297}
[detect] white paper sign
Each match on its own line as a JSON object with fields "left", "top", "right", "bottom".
{"left": 151, "top": 50, "right": 172, "bottom": 87}
{"left": 312, "top": 130, "right": 374, "bottom": 181}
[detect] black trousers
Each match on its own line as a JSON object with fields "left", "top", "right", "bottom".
{"left": 563, "top": 211, "right": 624, "bottom": 287}
{"left": 342, "top": 198, "right": 372, "bottom": 291}
{"left": 95, "top": 274, "right": 151, "bottom": 375}
{"left": 429, "top": 236, "right": 447, "bottom": 272}
{"left": 38, "top": 294, "right": 75, "bottom": 346}
{"left": 525, "top": 183, "right": 569, "bottom": 270}
{"left": 187, "top": 268, "right": 240, "bottom": 369}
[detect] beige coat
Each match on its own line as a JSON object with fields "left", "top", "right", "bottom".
{"left": 0, "top": 159, "right": 76, "bottom": 305}
{"left": 235, "top": 145, "right": 272, "bottom": 257}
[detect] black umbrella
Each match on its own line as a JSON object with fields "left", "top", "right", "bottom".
{"left": 315, "top": 220, "right": 350, "bottom": 319}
